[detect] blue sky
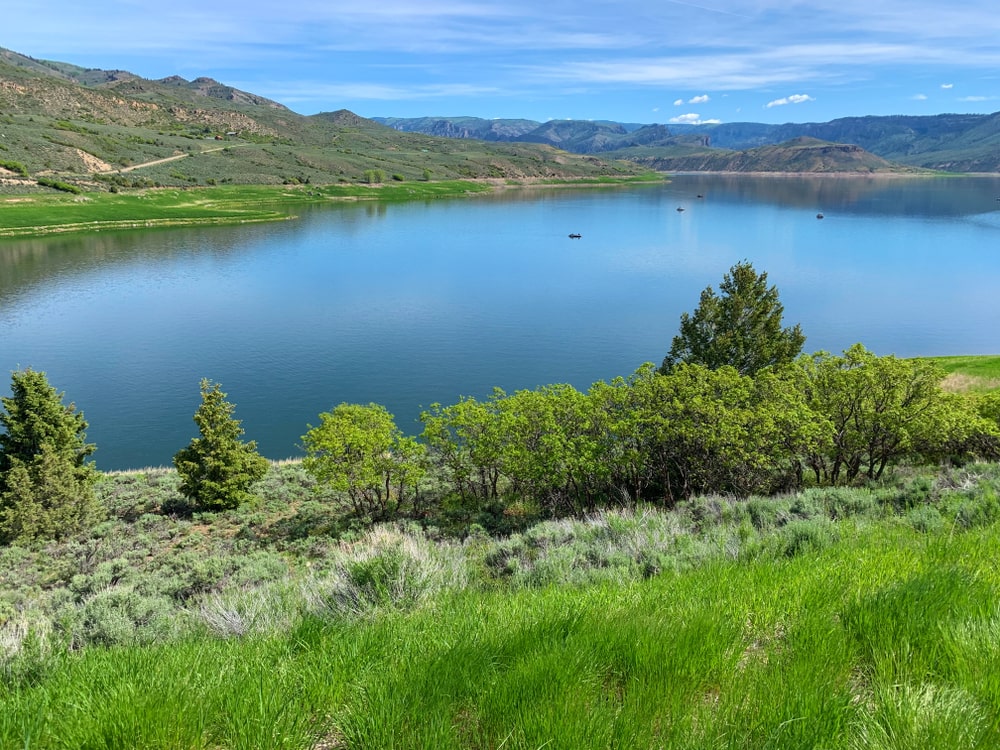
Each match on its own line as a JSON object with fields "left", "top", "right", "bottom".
{"left": 5, "top": 0, "right": 1000, "bottom": 125}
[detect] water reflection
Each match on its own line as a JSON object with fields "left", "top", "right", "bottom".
{"left": 2, "top": 176, "right": 999, "bottom": 469}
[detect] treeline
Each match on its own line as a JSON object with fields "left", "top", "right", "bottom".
{"left": 309, "top": 346, "right": 1000, "bottom": 527}
{"left": 2, "top": 347, "right": 999, "bottom": 545}
{"left": 3, "top": 263, "right": 1000, "bottom": 544}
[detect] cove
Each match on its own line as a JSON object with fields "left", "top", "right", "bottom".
{"left": 2, "top": 174, "right": 999, "bottom": 470}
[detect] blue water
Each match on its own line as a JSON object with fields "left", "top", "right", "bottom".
{"left": 2, "top": 175, "right": 1000, "bottom": 469}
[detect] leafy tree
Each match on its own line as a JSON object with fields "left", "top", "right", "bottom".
{"left": 798, "top": 345, "right": 975, "bottom": 484}
{"left": 0, "top": 368, "right": 100, "bottom": 543}
{"left": 493, "top": 384, "right": 605, "bottom": 517}
{"left": 173, "top": 379, "right": 268, "bottom": 512}
{"left": 302, "top": 403, "right": 425, "bottom": 521}
{"left": 624, "top": 363, "right": 821, "bottom": 503}
{"left": 661, "top": 261, "right": 805, "bottom": 375}
{"left": 421, "top": 394, "right": 506, "bottom": 506}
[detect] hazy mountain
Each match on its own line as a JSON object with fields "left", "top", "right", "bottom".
{"left": 606, "top": 136, "right": 912, "bottom": 173}
{"left": 376, "top": 112, "right": 1000, "bottom": 172}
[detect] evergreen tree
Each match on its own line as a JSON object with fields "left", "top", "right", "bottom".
{"left": 661, "top": 261, "right": 805, "bottom": 376}
{"left": 0, "top": 369, "right": 100, "bottom": 543}
{"left": 173, "top": 379, "right": 268, "bottom": 512}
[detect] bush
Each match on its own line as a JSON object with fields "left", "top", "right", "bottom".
{"left": 35, "top": 178, "right": 82, "bottom": 194}
{"left": 0, "top": 159, "right": 28, "bottom": 177}
{"left": 770, "top": 518, "right": 838, "bottom": 557}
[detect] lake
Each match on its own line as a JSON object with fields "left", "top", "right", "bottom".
{"left": 2, "top": 174, "right": 1000, "bottom": 470}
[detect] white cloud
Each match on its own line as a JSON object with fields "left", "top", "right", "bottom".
{"left": 912, "top": 93, "right": 928, "bottom": 100}
{"left": 958, "top": 95, "right": 990, "bottom": 102}
{"left": 668, "top": 113, "right": 721, "bottom": 124}
{"left": 765, "top": 93, "right": 815, "bottom": 107}
{"left": 941, "top": 83, "right": 954, "bottom": 89}
{"left": 688, "top": 94, "right": 710, "bottom": 104}
{"left": 673, "top": 98, "right": 684, "bottom": 106}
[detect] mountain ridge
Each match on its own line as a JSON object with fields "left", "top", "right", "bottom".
{"left": 375, "top": 112, "right": 1000, "bottom": 172}
{"left": 0, "top": 47, "right": 642, "bottom": 192}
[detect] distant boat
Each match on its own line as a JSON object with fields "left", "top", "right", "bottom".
{"left": 568, "top": 233, "right": 582, "bottom": 239}
{"left": 676, "top": 207, "right": 685, "bottom": 212}
{"left": 816, "top": 213, "right": 825, "bottom": 219}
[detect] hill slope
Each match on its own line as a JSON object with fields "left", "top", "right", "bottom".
{"left": 0, "top": 48, "right": 642, "bottom": 192}
{"left": 608, "top": 136, "right": 914, "bottom": 173}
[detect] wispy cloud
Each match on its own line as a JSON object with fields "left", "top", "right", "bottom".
{"left": 912, "top": 93, "right": 928, "bottom": 100}
{"left": 765, "top": 94, "right": 815, "bottom": 108}
{"left": 958, "top": 95, "right": 991, "bottom": 102}
{"left": 5, "top": 0, "right": 1000, "bottom": 121}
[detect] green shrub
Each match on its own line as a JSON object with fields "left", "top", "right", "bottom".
{"left": 64, "top": 587, "right": 178, "bottom": 647}
{"left": 906, "top": 505, "right": 945, "bottom": 534}
{"left": 35, "top": 178, "right": 82, "bottom": 194}
{"left": 0, "top": 160, "right": 28, "bottom": 177}
{"left": 771, "top": 518, "right": 838, "bottom": 557}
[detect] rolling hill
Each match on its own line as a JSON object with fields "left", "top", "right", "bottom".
{"left": 0, "top": 48, "right": 643, "bottom": 193}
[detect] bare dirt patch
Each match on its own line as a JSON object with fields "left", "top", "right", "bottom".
{"left": 76, "top": 149, "right": 114, "bottom": 173}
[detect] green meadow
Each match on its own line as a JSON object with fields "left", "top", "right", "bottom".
{"left": 929, "top": 356, "right": 1000, "bottom": 393}
{"left": 0, "top": 182, "right": 498, "bottom": 238}
{"left": 0, "top": 176, "right": 662, "bottom": 238}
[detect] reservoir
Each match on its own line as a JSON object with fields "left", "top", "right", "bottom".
{"left": 2, "top": 174, "right": 1000, "bottom": 470}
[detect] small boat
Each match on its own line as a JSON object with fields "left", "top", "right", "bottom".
{"left": 568, "top": 233, "right": 582, "bottom": 239}
{"left": 676, "top": 207, "right": 685, "bottom": 212}
{"left": 816, "top": 213, "right": 824, "bottom": 219}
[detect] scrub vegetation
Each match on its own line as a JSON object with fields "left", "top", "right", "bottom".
{"left": 2, "top": 264, "right": 999, "bottom": 747}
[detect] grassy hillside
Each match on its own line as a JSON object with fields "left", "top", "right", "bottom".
{"left": 0, "top": 48, "right": 643, "bottom": 194}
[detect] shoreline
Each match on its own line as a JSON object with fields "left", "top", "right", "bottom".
{"left": 0, "top": 175, "right": 661, "bottom": 239}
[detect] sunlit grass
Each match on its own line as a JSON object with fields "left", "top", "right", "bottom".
{"left": 2, "top": 511, "right": 998, "bottom": 749}
{"left": 925, "top": 355, "right": 1000, "bottom": 393}
{"left": 0, "top": 177, "right": 658, "bottom": 238}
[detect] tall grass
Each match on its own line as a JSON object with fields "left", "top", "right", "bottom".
{"left": 3, "top": 466, "right": 1000, "bottom": 747}
{"left": 2, "top": 517, "right": 998, "bottom": 748}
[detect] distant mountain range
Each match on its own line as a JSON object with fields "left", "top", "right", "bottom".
{"left": 376, "top": 112, "right": 1000, "bottom": 173}
{"left": 0, "top": 47, "right": 639, "bottom": 191}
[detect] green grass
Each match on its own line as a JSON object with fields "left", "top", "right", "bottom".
{"left": 0, "top": 177, "right": 662, "bottom": 238}
{"left": 2, "top": 465, "right": 1000, "bottom": 748}
{"left": 0, "top": 182, "right": 489, "bottom": 237}
{"left": 922, "top": 356, "right": 1000, "bottom": 393}
{"left": 2, "top": 518, "right": 998, "bottom": 749}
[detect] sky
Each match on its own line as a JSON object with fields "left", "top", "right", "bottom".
{"left": 4, "top": 1, "right": 1000, "bottom": 126}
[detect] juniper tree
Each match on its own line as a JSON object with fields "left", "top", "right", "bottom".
{"left": 0, "top": 369, "right": 101, "bottom": 543}
{"left": 173, "top": 379, "right": 268, "bottom": 512}
{"left": 661, "top": 261, "right": 805, "bottom": 376}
